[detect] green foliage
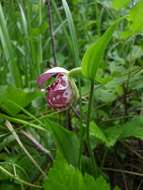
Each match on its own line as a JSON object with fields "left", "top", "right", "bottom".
{"left": 81, "top": 19, "right": 122, "bottom": 80}
{"left": 90, "top": 121, "right": 107, "bottom": 144}
{"left": 121, "top": 0, "right": 143, "bottom": 38}
{"left": 112, "top": 0, "right": 130, "bottom": 10}
{"left": 0, "top": 183, "right": 18, "bottom": 190}
{"left": 47, "top": 120, "right": 80, "bottom": 167}
{"left": 90, "top": 117, "right": 143, "bottom": 147}
{"left": 114, "top": 186, "right": 121, "bottom": 190}
{"left": 0, "top": 3, "right": 21, "bottom": 87}
{"left": 62, "top": 0, "right": 79, "bottom": 66}
{"left": 0, "top": 0, "right": 46, "bottom": 87}
{"left": 90, "top": 121, "right": 121, "bottom": 147}
{"left": 44, "top": 153, "right": 110, "bottom": 190}
{"left": 0, "top": 85, "right": 40, "bottom": 115}
{"left": 1, "top": 0, "right": 143, "bottom": 189}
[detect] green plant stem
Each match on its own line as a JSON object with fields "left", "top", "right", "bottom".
{"left": 69, "top": 68, "right": 83, "bottom": 169}
{"left": 86, "top": 80, "right": 98, "bottom": 176}
{"left": 68, "top": 67, "right": 82, "bottom": 77}
{"left": 78, "top": 79, "right": 84, "bottom": 169}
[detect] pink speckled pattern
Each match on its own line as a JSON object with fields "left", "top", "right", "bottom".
{"left": 37, "top": 67, "right": 75, "bottom": 110}
{"left": 47, "top": 74, "right": 73, "bottom": 109}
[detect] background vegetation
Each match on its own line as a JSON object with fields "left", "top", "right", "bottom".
{"left": 1, "top": 0, "right": 143, "bottom": 189}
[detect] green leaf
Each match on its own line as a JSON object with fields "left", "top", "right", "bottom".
{"left": 119, "top": 117, "right": 143, "bottom": 139}
{"left": 112, "top": 0, "right": 130, "bottom": 10}
{"left": 91, "top": 176, "right": 110, "bottom": 190}
{"left": 90, "top": 121, "right": 107, "bottom": 144}
{"left": 31, "top": 22, "right": 48, "bottom": 37}
{"left": 121, "top": 1, "right": 143, "bottom": 38}
{"left": 81, "top": 19, "right": 122, "bottom": 80}
{"left": 104, "top": 116, "right": 143, "bottom": 146}
{"left": 94, "top": 88, "right": 117, "bottom": 103}
{"left": 44, "top": 153, "right": 110, "bottom": 190}
{"left": 90, "top": 121, "right": 122, "bottom": 147}
{"left": 62, "top": 0, "right": 79, "bottom": 66}
{"left": 0, "top": 85, "right": 39, "bottom": 115}
{"left": 0, "top": 183, "right": 18, "bottom": 190}
{"left": 104, "top": 125, "right": 123, "bottom": 147}
{"left": 114, "top": 186, "right": 121, "bottom": 190}
{"left": 47, "top": 120, "right": 80, "bottom": 167}
{"left": 90, "top": 117, "right": 143, "bottom": 147}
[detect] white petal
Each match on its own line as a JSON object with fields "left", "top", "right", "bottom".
{"left": 44, "top": 67, "right": 68, "bottom": 74}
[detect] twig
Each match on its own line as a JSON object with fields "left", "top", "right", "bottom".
{"left": 45, "top": 0, "right": 57, "bottom": 66}
{"left": 121, "top": 141, "right": 143, "bottom": 161}
{"left": 122, "top": 172, "right": 129, "bottom": 190}
{"left": 20, "top": 129, "right": 53, "bottom": 162}
{"left": 100, "top": 114, "right": 133, "bottom": 123}
{"left": 5, "top": 121, "right": 46, "bottom": 177}
{"left": 103, "top": 167, "right": 143, "bottom": 177}
{"left": 71, "top": 106, "right": 80, "bottom": 119}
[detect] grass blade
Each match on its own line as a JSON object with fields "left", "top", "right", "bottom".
{"left": 62, "top": 0, "right": 80, "bottom": 66}
{"left": 0, "top": 3, "right": 21, "bottom": 87}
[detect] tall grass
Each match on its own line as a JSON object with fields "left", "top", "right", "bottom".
{"left": 0, "top": 3, "right": 21, "bottom": 87}
{"left": 0, "top": 1, "right": 47, "bottom": 87}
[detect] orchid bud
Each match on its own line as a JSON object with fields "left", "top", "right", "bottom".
{"left": 37, "top": 67, "right": 79, "bottom": 110}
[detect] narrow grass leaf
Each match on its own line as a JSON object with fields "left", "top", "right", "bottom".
{"left": 62, "top": 0, "right": 80, "bottom": 66}
{"left": 0, "top": 3, "right": 21, "bottom": 87}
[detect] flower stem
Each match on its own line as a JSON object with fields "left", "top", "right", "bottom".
{"left": 86, "top": 80, "right": 98, "bottom": 176}
{"left": 68, "top": 67, "right": 82, "bottom": 77}
{"left": 78, "top": 79, "right": 84, "bottom": 169}
{"left": 68, "top": 67, "right": 83, "bottom": 169}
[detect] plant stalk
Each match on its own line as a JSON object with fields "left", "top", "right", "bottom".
{"left": 68, "top": 67, "right": 82, "bottom": 77}
{"left": 86, "top": 80, "right": 98, "bottom": 176}
{"left": 78, "top": 79, "right": 84, "bottom": 169}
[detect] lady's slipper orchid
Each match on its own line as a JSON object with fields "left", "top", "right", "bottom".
{"left": 37, "top": 67, "right": 79, "bottom": 110}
